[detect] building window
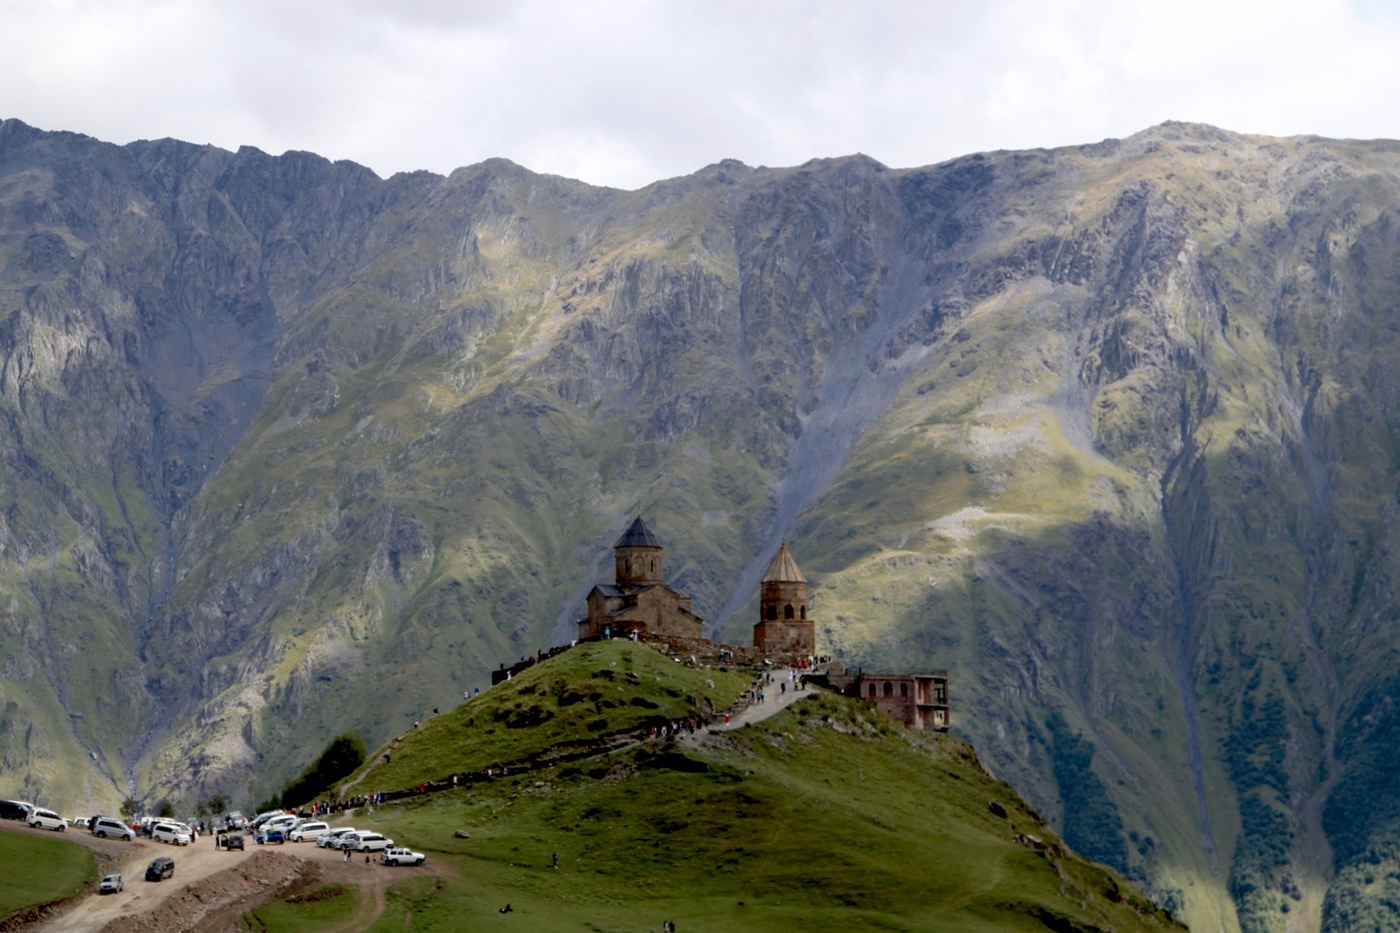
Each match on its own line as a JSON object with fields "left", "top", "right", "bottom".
{"left": 650, "top": 559, "right": 656, "bottom": 575}
{"left": 883, "top": 682, "right": 893, "bottom": 697}
{"left": 800, "top": 605, "right": 806, "bottom": 619}
{"left": 900, "top": 682, "right": 908, "bottom": 697}
{"left": 767, "top": 605, "right": 778, "bottom": 621}
{"left": 868, "top": 683, "right": 877, "bottom": 698}
{"left": 785, "top": 604, "right": 794, "bottom": 620}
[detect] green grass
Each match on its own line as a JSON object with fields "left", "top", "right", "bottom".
{"left": 240, "top": 883, "right": 359, "bottom": 932}
{"left": 343, "top": 640, "right": 754, "bottom": 793}
{"left": 0, "top": 827, "right": 97, "bottom": 919}
{"left": 297, "top": 668, "right": 1182, "bottom": 932}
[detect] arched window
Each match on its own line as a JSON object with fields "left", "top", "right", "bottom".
{"left": 883, "top": 682, "right": 893, "bottom": 697}
{"left": 900, "top": 682, "right": 908, "bottom": 697}
{"left": 800, "top": 605, "right": 806, "bottom": 619}
{"left": 766, "top": 605, "right": 778, "bottom": 621}
{"left": 783, "top": 604, "right": 792, "bottom": 619}
{"left": 650, "top": 559, "right": 656, "bottom": 575}
{"left": 868, "top": 683, "right": 877, "bottom": 698}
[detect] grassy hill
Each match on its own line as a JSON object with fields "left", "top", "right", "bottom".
{"left": 0, "top": 826, "right": 96, "bottom": 923}
{"left": 248, "top": 641, "right": 1183, "bottom": 932}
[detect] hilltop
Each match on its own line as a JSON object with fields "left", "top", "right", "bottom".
{"left": 277, "top": 640, "right": 1185, "bottom": 931}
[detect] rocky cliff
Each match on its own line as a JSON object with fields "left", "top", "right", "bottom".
{"left": 3, "top": 117, "right": 1400, "bottom": 931}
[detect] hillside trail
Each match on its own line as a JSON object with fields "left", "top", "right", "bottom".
{"left": 701, "top": 669, "right": 813, "bottom": 734}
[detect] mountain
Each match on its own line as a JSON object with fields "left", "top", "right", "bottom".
{"left": 3, "top": 116, "right": 1400, "bottom": 931}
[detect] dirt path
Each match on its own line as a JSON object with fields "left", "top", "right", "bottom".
{"left": 33, "top": 832, "right": 252, "bottom": 932}
{"left": 704, "top": 671, "right": 812, "bottom": 732}
{"left": 9, "top": 825, "right": 438, "bottom": 933}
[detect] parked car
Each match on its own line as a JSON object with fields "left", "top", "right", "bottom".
{"left": 70, "top": 817, "right": 90, "bottom": 829}
{"left": 287, "top": 821, "right": 328, "bottom": 842}
{"left": 27, "top": 807, "right": 66, "bottom": 831}
{"left": 317, "top": 827, "right": 358, "bottom": 848}
{"left": 255, "top": 829, "right": 286, "bottom": 845}
{"left": 349, "top": 832, "right": 394, "bottom": 852}
{"left": 91, "top": 817, "right": 136, "bottom": 840}
{"left": 249, "top": 810, "right": 286, "bottom": 831}
{"left": 222, "top": 833, "right": 245, "bottom": 850}
{"left": 380, "top": 847, "right": 426, "bottom": 866}
{"left": 152, "top": 822, "right": 191, "bottom": 845}
{"left": 145, "top": 858, "right": 174, "bottom": 882}
{"left": 0, "top": 799, "right": 34, "bottom": 821}
{"left": 98, "top": 874, "right": 123, "bottom": 894}
{"left": 224, "top": 811, "right": 247, "bottom": 830}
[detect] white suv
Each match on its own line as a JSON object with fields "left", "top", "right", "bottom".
{"left": 152, "top": 822, "right": 191, "bottom": 845}
{"left": 27, "top": 807, "right": 65, "bottom": 831}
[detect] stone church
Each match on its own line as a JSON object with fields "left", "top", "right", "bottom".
{"left": 577, "top": 518, "right": 817, "bottom": 659}
{"left": 577, "top": 517, "right": 706, "bottom": 641}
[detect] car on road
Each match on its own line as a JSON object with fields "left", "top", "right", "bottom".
{"left": 145, "top": 858, "right": 174, "bottom": 882}
{"left": 287, "top": 821, "right": 328, "bottom": 842}
{"left": 27, "top": 807, "right": 66, "bottom": 831}
{"left": 152, "top": 822, "right": 191, "bottom": 845}
{"left": 380, "top": 847, "right": 426, "bottom": 866}
{"left": 91, "top": 817, "right": 136, "bottom": 840}
{"left": 98, "top": 874, "right": 123, "bottom": 894}
{"left": 220, "top": 833, "right": 245, "bottom": 850}
{"left": 317, "top": 827, "right": 358, "bottom": 848}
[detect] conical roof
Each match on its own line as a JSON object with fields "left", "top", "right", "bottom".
{"left": 615, "top": 516, "right": 662, "bottom": 548}
{"left": 762, "top": 543, "right": 806, "bottom": 583}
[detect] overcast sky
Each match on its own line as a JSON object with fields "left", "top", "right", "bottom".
{"left": 5, "top": 0, "right": 1399, "bottom": 190}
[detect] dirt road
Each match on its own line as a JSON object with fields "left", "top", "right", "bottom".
{"left": 3, "top": 822, "right": 436, "bottom": 933}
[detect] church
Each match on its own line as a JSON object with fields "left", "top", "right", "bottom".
{"left": 577, "top": 517, "right": 816, "bottom": 658}
{"left": 577, "top": 517, "right": 706, "bottom": 641}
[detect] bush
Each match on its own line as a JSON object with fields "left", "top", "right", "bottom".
{"left": 278, "top": 733, "right": 367, "bottom": 808}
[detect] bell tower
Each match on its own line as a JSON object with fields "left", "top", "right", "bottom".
{"left": 614, "top": 516, "right": 663, "bottom": 587}
{"left": 754, "top": 543, "right": 815, "bottom": 657}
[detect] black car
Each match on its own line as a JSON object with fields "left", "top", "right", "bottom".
{"left": 0, "top": 800, "right": 30, "bottom": 821}
{"left": 145, "top": 857, "right": 174, "bottom": 882}
{"left": 222, "top": 833, "right": 245, "bottom": 850}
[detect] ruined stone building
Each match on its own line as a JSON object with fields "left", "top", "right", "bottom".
{"left": 837, "top": 671, "right": 951, "bottom": 732}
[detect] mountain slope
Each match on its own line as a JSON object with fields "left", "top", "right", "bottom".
{"left": 5, "top": 118, "right": 1400, "bottom": 930}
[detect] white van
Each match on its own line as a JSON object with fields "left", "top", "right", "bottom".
{"left": 27, "top": 806, "right": 66, "bottom": 831}
{"left": 347, "top": 831, "right": 394, "bottom": 852}
{"left": 262, "top": 815, "right": 297, "bottom": 834}
{"left": 152, "top": 822, "right": 191, "bottom": 845}
{"left": 288, "top": 820, "right": 329, "bottom": 842}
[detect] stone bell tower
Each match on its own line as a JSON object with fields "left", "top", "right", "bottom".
{"left": 753, "top": 543, "right": 816, "bottom": 657}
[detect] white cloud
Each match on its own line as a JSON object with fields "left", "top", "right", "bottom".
{"left": 2, "top": 0, "right": 1397, "bottom": 188}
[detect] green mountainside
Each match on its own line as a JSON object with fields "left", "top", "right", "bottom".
{"left": 5, "top": 117, "right": 1400, "bottom": 930}
{"left": 289, "top": 640, "right": 1183, "bottom": 932}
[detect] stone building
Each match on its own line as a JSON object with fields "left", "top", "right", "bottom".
{"left": 752, "top": 543, "right": 816, "bottom": 658}
{"left": 839, "top": 671, "right": 950, "bottom": 732}
{"left": 577, "top": 517, "right": 705, "bottom": 641}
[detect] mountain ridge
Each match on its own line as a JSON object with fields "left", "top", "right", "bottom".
{"left": 4, "top": 116, "right": 1400, "bottom": 931}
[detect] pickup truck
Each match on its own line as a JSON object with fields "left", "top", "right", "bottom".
{"left": 380, "top": 846, "right": 426, "bottom": 866}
